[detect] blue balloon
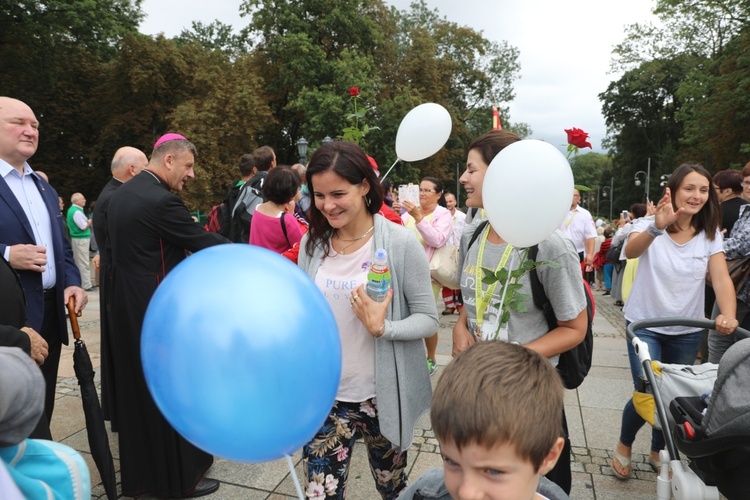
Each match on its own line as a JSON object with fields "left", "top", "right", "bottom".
{"left": 141, "top": 244, "right": 341, "bottom": 462}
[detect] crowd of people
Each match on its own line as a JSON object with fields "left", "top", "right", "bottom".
{"left": 2, "top": 93, "right": 749, "bottom": 499}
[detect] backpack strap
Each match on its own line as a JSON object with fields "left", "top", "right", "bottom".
{"left": 467, "top": 220, "right": 490, "bottom": 250}
{"left": 280, "top": 212, "right": 291, "bottom": 247}
{"left": 527, "top": 245, "right": 558, "bottom": 332}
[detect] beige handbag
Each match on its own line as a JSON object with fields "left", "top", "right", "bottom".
{"left": 429, "top": 244, "right": 460, "bottom": 290}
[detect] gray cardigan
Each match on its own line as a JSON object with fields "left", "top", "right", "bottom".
{"left": 299, "top": 215, "right": 439, "bottom": 449}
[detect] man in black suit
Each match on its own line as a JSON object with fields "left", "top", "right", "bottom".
{"left": 0, "top": 97, "right": 87, "bottom": 438}
{"left": 91, "top": 146, "right": 147, "bottom": 430}
{"left": 108, "top": 133, "right": 227, "bottom": 498}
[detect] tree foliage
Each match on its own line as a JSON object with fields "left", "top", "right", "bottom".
{"left": 1, "top": 0, "right": 523, "bottom": 211}
{"left": 602, "top": 0, "right": 750, "bottom": 208}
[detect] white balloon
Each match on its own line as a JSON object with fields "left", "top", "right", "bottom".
{"left": 482, "top": 140, "right": 574, "bottom": 248}
{"left": 395, "top": 103, "right": 452, "bottom": 162}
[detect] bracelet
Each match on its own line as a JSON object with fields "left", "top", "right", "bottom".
{"left": 375, "top": 323, "right": 386, "bottom": 338}
{"left": 647, "top": 223, "right": 664, "bottom": 238}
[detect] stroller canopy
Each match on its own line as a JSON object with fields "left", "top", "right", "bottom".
{"left": 704, "top": 338, "right": 750, "bottom": 439}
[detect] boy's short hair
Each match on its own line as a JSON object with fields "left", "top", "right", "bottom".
{"left": 431, "top": 342, "right": 564, "bottom": 471}
{"left": 253, "top": 146, "right": 275, "bottom": 172}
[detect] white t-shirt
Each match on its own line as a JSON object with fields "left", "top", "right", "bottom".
{"left": 559, "top": 205, "right": 597, "bottom": 254}
{"left": 623, "top": 216, "right": 724, "bottom": 334}
{"left": 315, "top": 239, "right": 376, "bottom": 402}
{"left": 450, "top": 209, "right": 467, "bottom": 247}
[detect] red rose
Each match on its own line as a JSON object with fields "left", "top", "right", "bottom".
{"left": 565, "top": 128, "right": 592, "bottom": 149}
{"left": 349, "top": 87, "right": 360, "bottom": 97}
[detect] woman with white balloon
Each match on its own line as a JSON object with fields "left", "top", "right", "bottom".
{"left": 298, "top": 141, "right": 439, "bottom": 499}
{"left": 398, "top": 176, "right": 454, "bottom": 376}
{"left": 452, "top": 129, "right": 588, "bottom": 494}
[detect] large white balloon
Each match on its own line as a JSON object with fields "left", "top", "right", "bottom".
{"left": 482, "top": 140, "right": 574, "bottom": 248}
{"left": 395, "top": 103, "right": 452, "bottom": 162}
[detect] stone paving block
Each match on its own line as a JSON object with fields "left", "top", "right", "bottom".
{"left": 580, "top": 407, "right": 652, "bottom": 457}
{"left": 586, "top": 365, "right": 633, "bottom": 380}
{"left": 273, "top": 455, "right": 309, "bottom": 498}
{"left": 593, "top": 313, "right": 619, "bottom": 335}
{"left": 210, "top": 450, "right": 302, "bottom": 492}
{"left": 60, "top": 427, "right": 120, "bottom": 461}
{"left": 566, "top": 403, "right": 586, "bottom": 448}
{"left": 569, "top": 471, "right": 595, "bottom": 500}
{"left": 50, "top": 394, "right": 88, "bottom": 441}
{"left": 591, "top": 474, "right": 658, "bottom": 499}
{"left": 407, "top": 450, "right": 444, "bottom": 483}
{"left": 577, "top": 375, "right": 635, "bottom": 410}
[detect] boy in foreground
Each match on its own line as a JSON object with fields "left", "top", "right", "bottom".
{"left": 399, "top": 342, "right": 569, "bottom": 500}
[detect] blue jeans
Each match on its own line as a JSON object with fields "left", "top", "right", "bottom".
{"left": 620, "top": 323, "right": 703, "bottom": 452}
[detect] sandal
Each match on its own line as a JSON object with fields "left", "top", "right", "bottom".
{"left": 611, "top": 450, "right": 631, "bottom": 480}
{"left": 648, "top": 453, "right": 660, "bottom": 473}
{"left": 441, "top": 308, "right": 456, "bottom": 315}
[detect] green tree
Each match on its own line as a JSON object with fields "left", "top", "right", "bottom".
{"left": 175, "top": 20, "right": 251, "bottom": 59}
{"left": 600, "top": 56, "right": 690, "bottom": 207}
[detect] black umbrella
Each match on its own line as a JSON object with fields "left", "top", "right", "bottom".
{"left": 67, "top": 297, "right": 117, "bottom": 500}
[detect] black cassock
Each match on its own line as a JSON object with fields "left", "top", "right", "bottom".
{"left": 108, "top": 170, "right": 227, "bottom": 497}
{"left": 92, "top": 176, "right": 122, "bottom": 429}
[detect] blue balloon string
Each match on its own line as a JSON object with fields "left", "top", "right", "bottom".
{"left": 286, "top": 454, "right": 304, "bottom": 499}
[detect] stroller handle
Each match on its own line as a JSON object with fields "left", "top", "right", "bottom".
{"left": 627, "top": 317, "right": 750, "bottom": 342}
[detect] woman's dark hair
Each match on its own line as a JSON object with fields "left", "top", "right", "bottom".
{"left": 304, "top": 141, "right": 384, "bottom": 256}
{"left": 468, "top": 129, "right": 522, "bottom": 167}
{"left": 381, "top": 177, "right": 393, "bottom": 207}
{"left": 422, "top": 176, "right": 447, "bottom": 207}
{"left": 261, "top": 166, "right": 300, "bottom": 205}
{"left": 713, "top": 169, "right": 743, "bottom": 194}
{"left": 630, "top": 203, "right": 647, "bottom": 219}
{"left": 664, "top": 163, "right": 720, "bottom": 240}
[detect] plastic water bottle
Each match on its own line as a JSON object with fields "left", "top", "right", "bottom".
{"left": 366, "top": 249, "right": 391, "bottom": 302}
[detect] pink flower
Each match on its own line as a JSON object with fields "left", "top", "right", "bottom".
{"left": 374, "top": 468, "right": 394, "bottom": 485}
{"left": 324, "top": 474, "right": 339, "bottom": 494}
{"left": 360, "top": 402, "right": 377, "bottom": 417}
{"left": 336, "top": 446, "right": 349, "bottom": 462}
{"left": 305, "top": 481, "right": 325, "bottom": 499}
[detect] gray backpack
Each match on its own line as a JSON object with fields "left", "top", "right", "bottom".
{"left": 230, "top": 177, "right": 264, "bottom": 243}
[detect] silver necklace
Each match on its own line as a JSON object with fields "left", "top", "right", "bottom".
{"left": 334, "top": 225, "right": 374, "bottom": 255}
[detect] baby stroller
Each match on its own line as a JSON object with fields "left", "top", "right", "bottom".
{"left": 627, "top": 318, "right": 750, "bottom": 500}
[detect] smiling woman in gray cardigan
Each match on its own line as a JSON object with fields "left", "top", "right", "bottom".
{"left": 298, "top": 141, "right": 438, "bottom": 499}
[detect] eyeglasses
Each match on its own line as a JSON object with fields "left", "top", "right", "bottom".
{"left": 419, "top": 188, "right": 436, "bottom": 194}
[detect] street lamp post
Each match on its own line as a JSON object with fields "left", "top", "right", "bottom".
{"left": 321, "top": 136, "right": 333, "bottom": 144}
{"left": 296, "top": 137, "right": 309, "bottom": 164}
{"left": 633, "top": 157, "right": 651, "bottom": 201}
{"left": 660, "top": 174, "right": 670, "bottom": 187}
{"left": 601, "top": 179, "right": 613, "bottom": 221}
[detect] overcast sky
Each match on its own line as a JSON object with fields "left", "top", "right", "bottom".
{"left": 139, "top": 0, "right": 658, "bottom": 153}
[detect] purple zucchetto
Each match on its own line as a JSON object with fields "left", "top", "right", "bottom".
{"left": 153, "top": 133, "right": 187, "bottom": 150}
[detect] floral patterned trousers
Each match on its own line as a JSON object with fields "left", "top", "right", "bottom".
{"left": 302, "top": 398, "right": 408, "bottom": 499}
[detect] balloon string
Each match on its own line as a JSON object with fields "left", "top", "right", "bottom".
{"left": 285, "top": 454, "right": 304, "bottom": 499}
{"left": 380, "top": 159, "right": 399, "bottom": 181}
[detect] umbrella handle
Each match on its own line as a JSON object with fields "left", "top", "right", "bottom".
{"left": 66, "top": 296, "right": 82, "bottom": 341}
